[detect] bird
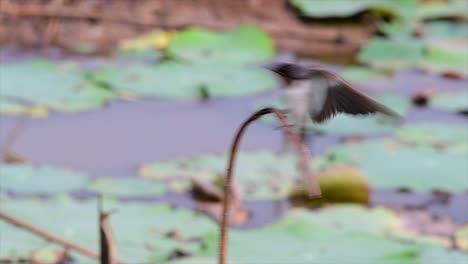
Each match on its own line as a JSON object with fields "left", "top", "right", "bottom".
{"left": 263, "top": 62, "right": 399, "bottom": 141}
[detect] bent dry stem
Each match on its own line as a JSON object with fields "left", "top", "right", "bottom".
{"left": 218, "top": 107, "right": 321, "bottom": 264}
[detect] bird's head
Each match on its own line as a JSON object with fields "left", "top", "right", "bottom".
{"left": 262, "top": 62, "right": 311, "bottom": 84}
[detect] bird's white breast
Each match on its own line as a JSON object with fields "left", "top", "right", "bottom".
{"left": 288, "top": 79, "right": 328, "bottom": 118}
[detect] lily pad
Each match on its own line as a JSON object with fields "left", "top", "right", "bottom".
{"left": 419, "top": 40, "right": 468, "bottom": 78}
{"left": 417, "top": 0, "right": 468, "bottom": 20}
{"left": 167, "top": 26, "right": 274, "bottom": 64}
{"left": 324, "top": 139, "right": 468, "bottom": 192}
{"left": 94, "top": 62, "right": 276, "bottom": 99}
{"left": 341, "top": 66, "right": 391, "bottom": 81}
{"left": 119, "top": 30, "right": 177, "bottom": 51}
{"left": 0, "top": 164, "right": 90, "bottom": 195}
{"left": 395, "top": 123, "right": 468, "bottom": 147}
{"left": 419, "top": 247, "right": 468, "bottom": 264}
{"left": 0, "top": 98, "right": 48, "bottom": 117}
{"left": 430, "top": 90, "right": 468, "bottom": 113}
{"left": 198, "top": 205, "right": 454, "bottom": 264}
{"left": 88, "top": 177, "right": 167, "bottom": 196}
{"left": 255, "top": 92, "right": 408, "bottom": 136}
{"left": 0, "top": 60, "right": 116, "bottom": 115}
{"left": 142, "top": 150, "right": 373, "bottom": 203}
{"left": 0, "top": 197, "right": 217, "bottom": 263}
{"left": 358, "top": 38, "right": 424, "bottom": 70}
{"left": 455, "top": 226, "right": 468, "bottom": 251}
{"left": 140, "top": 151, "right": 301, "bottom": 200}
{"left": 289, "top": 0, "right": 417, "bottom": 19}
{"left": 420, "top": 21, "right": 468, "bottom": 43}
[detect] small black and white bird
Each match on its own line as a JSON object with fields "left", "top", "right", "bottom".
{"left": 263, "top": 62, "right": 399, "bottom": 140}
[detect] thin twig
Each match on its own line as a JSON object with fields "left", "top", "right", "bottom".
{"left": 0, "top": 211, "right": 99, "bottom": 260}
{"left": 218, "top": 107, "right": 321, "bottom": 264}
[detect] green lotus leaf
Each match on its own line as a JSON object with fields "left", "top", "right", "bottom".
{"left": 430, "top": 90, "right": 468, "bottom": 113}
{"left": 289, "top": 0, "right": 417, "bottom": 19}
{"left": 395, "top": 123, "right": 468, "bottom": 148}
{"left": 167, "top": 26, "right": 274, "bottom": 64}
{"left": 198, "top": 205, "right": 444, "bottom": 264}
{"left": 88, "top": 177, "right": 167, "bottom": 196}
{"left": 94, "top": 62, "right": 276, "bottom": 99}
{"left": 0, "top": 197, "right": 216, "bottom": 263}
{"left": 358, "top": 38, "right": 424, "bottom": 70}
{"left": 418, "top": 247, "right": 468, "bottom": 264}
{"left": 417, "top": 0, "right": 468, "bottom": 20}
{"left": 455, "top": 225, "right": 468, "bottom": 252}
{"left": 0, "top": 164, "right": 90, "bottom": 194}
{"left": 324, "top": 139, "right": 468, "bottom": 192}
{"left": 341, "top": 66, "right": 391, "bottom": 81}
{"left": 419, "top": 40, "right": 468, "bottom": 78}
{"left": 140, "top": 151, "right": 300, "bottom": 200}
{"left": 0, "top": 60, "right": 116, "bottom": 116}
{"left": 420, "top": 21, "right": 468, "bottom": 43}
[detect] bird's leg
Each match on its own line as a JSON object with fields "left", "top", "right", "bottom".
{"left": 277, "top": 123, "right": 295, "bottom": 155}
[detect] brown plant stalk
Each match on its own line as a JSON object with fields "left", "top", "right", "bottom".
{"left": 218, "top": 107, "right": 321, "bottom": 264}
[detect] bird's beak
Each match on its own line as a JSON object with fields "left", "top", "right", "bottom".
{"left": 261, "top": 62, "right": 281, "bottom": 73}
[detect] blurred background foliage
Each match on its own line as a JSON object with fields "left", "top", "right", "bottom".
{"left": 0, "top": 0, "right": 467, "bottom": 263}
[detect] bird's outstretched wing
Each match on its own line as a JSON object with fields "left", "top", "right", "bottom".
{"left": 310, "top": 69, "right": 399, "bottom": 123}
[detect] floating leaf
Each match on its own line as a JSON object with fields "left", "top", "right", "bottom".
{"left": 359, "top": 38, "right": 424, "bottom": 70}
{"left": 198, "top": 205, "right": 450, "bottom": 264}
{"left": 142, "top": 150, "right": 371, "bottom": 203}
{"left": 418, "top": 247, "right": 468, "bottom": 264}
{"left": 95, "top": 62, "right": 276, "bottom": 99}
{"left": 140, "top": 151, "right": 301, "bottom": 200}
{"left": 420, "top": 21, "right": 468, "bottom": 43}
{"left": 47, "top": 84, "right": 115, "bottom": 113}
{"left": 30, "top": 245, "right": 69, "bottom": 264}
{"left": 395, "top": 123, "right": 468, "bottom": 147}
{"left": 0, "top": 198, "right": 216, "bottom": 263}
{"left": 456, "top": 226, "right": 468, "bottom": 252}
{"left": 341, "top": 66, "right": 390, "bottom": 81}
{"left": 119, "top": 30, "right": 177, "bottom": 51}
{"left": 0, "top": 60, "right": 116, "bottom": 115}
{"left": 430, "top": 90, "right": 468, "bottom": 113}
{"left": 419, "top": 40, "right": 468, "bottom": 78}
{"left": 324, "top": 139, "right": 468, "bottom": 192}
{"left": 167, "top": 26, "right": 274, "bottom": 64}
{"left": 0, "top": 164, "right": 90, "bottom": 195}
{"left": 0, "top": 98, "right": 48, "bottom": 117}
{"left": 417, "top": 0, "right": 468, "bottom": 20}
{"left": 289, "top": 0, "right": 417, "bottom": 19}
{"left": 88, "top": 177, "right": 167, "bottom": 197}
